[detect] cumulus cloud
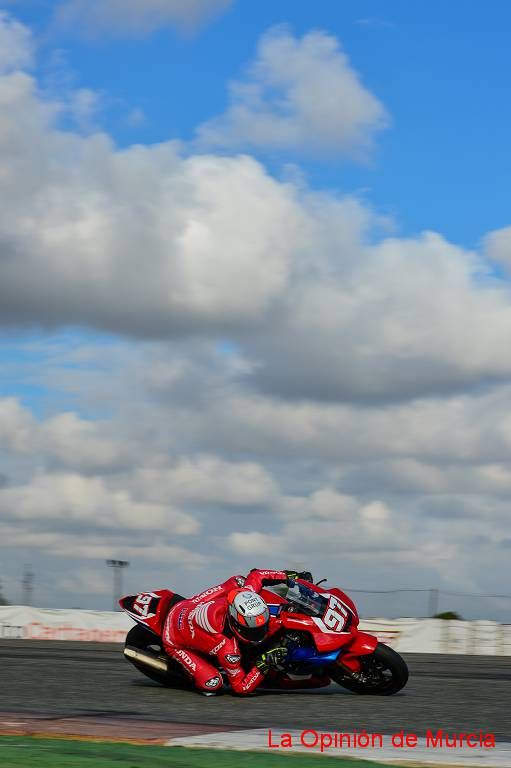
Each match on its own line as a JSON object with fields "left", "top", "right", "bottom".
{"left": 197, "top": 27, "right": 388, "bottom": 156}
{"left": 55, "top": 0, "right": 233, "bottom": 37}
{"left": 245, "top": 232, "right": 511, "bottom": 403}
{"left": 484, "top": 226, "right": 511, "bottom": 272}
{"left": 0, "top": 398, "right": 135, "bottom": 473}
{"left": 130, "top": 457, "right": 277, "bottom": 507}
{"left": 0, "top": 471, "right": 199, "bottom": 533}
{"left": 0, "top": 521, "right": 208, "bottom": 566}
{"left": 0, "top": 69, "right": 302, "bottom": 335}
{"left": 0, "top": 19, "right": 510, "bottom": 406}
{"left": 3, "top": 339, "right": 511, "bottom": 613}
{"left": 0, "top": 11, "right": 33, "bottom": 74}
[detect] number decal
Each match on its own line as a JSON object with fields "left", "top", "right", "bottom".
{"left": 322, "top": 595, "right": 348, "bottom": 632}
{"left": 133, "top": 593, "right": 153, "bottom": 617}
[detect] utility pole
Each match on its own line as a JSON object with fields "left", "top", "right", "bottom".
{"left": 21, "top": 568, "right": 34, "bottom": 606}
{"left": 428, "top": 587, "right": 439, "bottom": 617}
{"left": 106, "top": 560, "right": 129, "bottom": 611}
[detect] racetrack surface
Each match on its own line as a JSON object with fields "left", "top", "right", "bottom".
{"left": 1, "top": 640, "right": 510, "bottom": 740}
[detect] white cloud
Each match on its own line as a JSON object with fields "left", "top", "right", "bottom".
{"left": 245, "top": 231, "right": 511, "bottom": 403}
{"left": 0, "top": 398, "right": 135, "bottom": 473}
{"left": 484, "top": 226, "right": 511, "bottom": 272}
{"left": 3, "top": 343, "right": 511, "bottom": 613}
{"left": 0, "top": 68, "right": 303, "bottom": 334}
{"left": 226, "top": 491, "right": 411, "bottom": 562}
{"left": 0, "top": 521, "right": 208, "bottom": 566}
{"left": 130, "top": 456, "right": 277, "bottom": 507}
{"left": 1, "top": 31, "right": 510, "bottom": 404}
{"left": 0, "top": 471, "right": 199, "bottom": 533}
{"left": 0, "top": 12, "right": 33, "bottom": 74}
{"left": 197, "top": 26, "right": 388, "bottom": 156}
{"left": 227, "top": 531, "right": 281, "bottom": 557}
{"left": 55, "top": 0, "right": 233, "bottom": 37}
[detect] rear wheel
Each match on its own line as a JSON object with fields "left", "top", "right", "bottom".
{"left": 331, "top": 642, "right": 408, "bottom": 695}
{"left": 124, "top": 624, "right": 189, "bottom": 688}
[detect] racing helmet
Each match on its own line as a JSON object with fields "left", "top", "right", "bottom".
{"left": 227, "top": 589, "right": 270, "bottom": 645}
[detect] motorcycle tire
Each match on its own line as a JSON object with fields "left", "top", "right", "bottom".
{"left": 124, "top": 624, "right": 189, "bottom": 688}
{"left": 330, "top": 642, "right": 408, "bottom": 695}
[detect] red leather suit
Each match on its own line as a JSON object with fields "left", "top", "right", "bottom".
{"left": 163, "top": 569, "right": 288, "bottom": 694}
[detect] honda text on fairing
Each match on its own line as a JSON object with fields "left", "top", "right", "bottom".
{"left": 119, "top": 573, "right": 408, "bottom": 695}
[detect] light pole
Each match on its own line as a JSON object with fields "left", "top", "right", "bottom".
{"left": 106, "top": 560, "right": 129, "bottom": 611}
{"left": 428, "top": 587, "right": 439, "bottom": 617}
{"left": 21, "top": 568, "right": 34, "bottom": 606}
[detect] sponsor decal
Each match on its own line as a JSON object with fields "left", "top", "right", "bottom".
{"left": 177, "top": 608, "right": 186, "bottom": 630}
{"left": 224, "top": 653, "right": 241, "bottom": 664}
{"left": 12, "top": 622, "right": 126, "bottom": 643}
{"left": 190, "top": 601, "right": 215, "bottom": 634}
{"left": 243, "top": 595, "right": 263, "bottom": 612}
{"left": 205, "top": 676, "right": 221, "bottom": 689}
{"left": 0, "top": 624, "right": 23, "bottom": 639}
{"left": 191, "top": 586, "right": 222, "bottom": 604}
{"left": 226, "top": 667, "right": 241, "bottom": 677}
{"left": 242, "top": 668, "right": 260, "bottom": 690}
{"left": 210, "top": 638, "right": 226, "bottom": 655}
{"left": 235, "top": 576, "right": 246, "bottom": 587}
{"left": 187, "top": 612, "right": 195, "bottom": 638}
{"left": 174, "top": 649, "right": 197, "bottom": 672}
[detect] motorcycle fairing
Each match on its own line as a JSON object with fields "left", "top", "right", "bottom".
{"left": 119, "top": 589, "right": 184, "bottom": 635}
{"left": 287, "top": 646, "right": 340, "bottom": 665}
{"left": 340, "top": 631, "right": 378, "bottom": 664}
{"left": 262, "top": 582, "right": 360, "bottom": 653}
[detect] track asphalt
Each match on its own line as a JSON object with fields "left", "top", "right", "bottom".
{"left": 1, "top": 640, "right": 510, "bottom": 743}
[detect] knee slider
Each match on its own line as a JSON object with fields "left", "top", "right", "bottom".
{"left": 202, "top": 674, "right": 222, "bottom": 691}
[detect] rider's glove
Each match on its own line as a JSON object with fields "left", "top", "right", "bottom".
{"left": 298, "top": 571, "right": 313, "bottom": 583}
{"left": 255, "top": 646, "right": 288, "bottom": 675}
{"left": 284, "top": 569, "right": 313, "bottom": 586}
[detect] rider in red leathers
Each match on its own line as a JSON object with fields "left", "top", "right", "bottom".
{"left": 162, "top": 568, "right": 311, "bottom": 695}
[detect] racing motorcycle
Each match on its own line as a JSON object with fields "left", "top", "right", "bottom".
{"left": 120, "top": 577, "right": 408, "bottom": 695}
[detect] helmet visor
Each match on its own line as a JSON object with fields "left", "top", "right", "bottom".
{"left": 234, "top": 619, "right": 269, "bottom": 644}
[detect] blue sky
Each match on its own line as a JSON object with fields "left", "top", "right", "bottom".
{"left": 1, "top": 1, "right": 511, "bottom": 616}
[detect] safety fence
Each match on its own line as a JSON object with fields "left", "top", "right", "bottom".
{"left": 1, "top": 605, "right": 511, "bottom": 654}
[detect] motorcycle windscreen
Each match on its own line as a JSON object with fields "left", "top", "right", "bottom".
{"left": 284, "top": 584, "right": 328, "bottom": 617}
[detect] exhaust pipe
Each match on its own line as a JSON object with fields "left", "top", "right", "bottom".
{"left": 124, "top": 645, "right": 168, "bottom": 673}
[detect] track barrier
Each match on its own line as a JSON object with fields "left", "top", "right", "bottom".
{"left": 1, "top": 606, "right": 511, "bottom": 654}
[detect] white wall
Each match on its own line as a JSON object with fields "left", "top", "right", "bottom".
{"left": 1, "top": 606, "right": 510, "bottom": 654}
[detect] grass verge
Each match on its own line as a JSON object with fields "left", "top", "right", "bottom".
{"left": 0, "top": 737, "right": 400, "bottom": 767}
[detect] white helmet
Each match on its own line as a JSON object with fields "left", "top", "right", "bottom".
{"left": 227, "top": 589, "right": 270, "bottom": 645}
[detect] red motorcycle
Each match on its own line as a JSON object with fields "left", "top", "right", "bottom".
{"left": 120, "top": 578, "right": 408, "bottom": 695}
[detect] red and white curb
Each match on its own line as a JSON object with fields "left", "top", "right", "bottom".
{"left": 166, "top": 728, "right": 511, "bottom": 766}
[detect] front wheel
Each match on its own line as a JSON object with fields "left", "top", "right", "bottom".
{"left": 330, "top": 642, "right": 408, "bottom": 695}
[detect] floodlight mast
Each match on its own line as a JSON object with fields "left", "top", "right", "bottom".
{"left": 106, "top": 560, "right": 130, "bottom": 611}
